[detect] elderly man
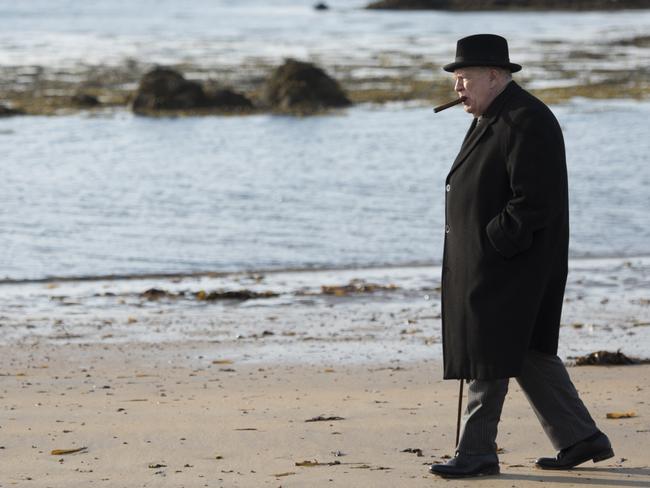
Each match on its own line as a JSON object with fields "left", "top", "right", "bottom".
{"left": 429, "top": 34, "right": 613, "bottom": 478}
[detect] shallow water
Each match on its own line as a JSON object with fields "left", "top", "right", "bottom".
{"left": 2, "top": 99, "right": 649, "bottom": 280}
{"left": 0, "top": 257, "right": 648, "bottom": 364}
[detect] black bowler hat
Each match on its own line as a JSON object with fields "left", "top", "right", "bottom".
{"left": 443, "top": 34, "right": 522, "bottom": 73}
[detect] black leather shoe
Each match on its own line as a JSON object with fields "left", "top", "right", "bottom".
{"left": 535, "top": 431, "right": 614, "bottom": 470}
{"left": 429, "top": 453, "right": 499, "bottom": 478}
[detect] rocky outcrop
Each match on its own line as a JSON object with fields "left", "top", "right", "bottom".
{"left": 611, "top": 35, "right": 650, "bottom": 47}
{"left": 132, "top": 68, "right": 253, "bottom": 114}
{"left": 263, "top": 59, "right": 351, "bottom": 114}
{"left": 132, "top": 68, "right": 206, "bottom": 112}
{"left": 366, "top": 0, "right": 650, "bottom": 9}
{"left": 70, "top": 93, "right": 100, "bottom": 107}
{"left": 0, "top": 104, "right": 23, "bottom": 116}
{"left": 211, "top": 89, "right": 254, "bottom": 110}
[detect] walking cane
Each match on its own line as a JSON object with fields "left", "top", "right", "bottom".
{"left": 455, "top": 379, "right": 464, "bottom": 447}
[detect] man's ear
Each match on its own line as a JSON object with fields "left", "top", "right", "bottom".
{"left": 489, "top": 68, "right": 503, "bottom": 88}
{"left": 488, "top": 68, "right": 498, "bottom": 87}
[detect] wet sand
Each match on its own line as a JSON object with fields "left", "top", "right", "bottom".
{"left": 2, "top": 258, "right": 649, "bottom": 361}
{"left": 1, "top": 342, "right": 649, "bottom": 487}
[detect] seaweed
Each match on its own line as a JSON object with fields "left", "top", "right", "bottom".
{"left": 573, "top": 350, "right": 650, "bottom": 366}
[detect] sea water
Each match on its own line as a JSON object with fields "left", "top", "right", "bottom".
{"left": 1, "top": 99, "right": 649, "bottom": 281}
{"left": 0, "top": 1, "right": 649, "bottom": 280}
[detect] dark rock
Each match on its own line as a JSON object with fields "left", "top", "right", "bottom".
{"left": 70, "top": 93, "right": 101, "bottom": 107}
{"left": 132, "top": 67, "right": 209, "bottom": 113}
{"left": 195, "top": 290, "right": 279, "bottom": 301}
{"left": 610, "top": 35, "right": 650, "bottom": 47}
{"left": 132, "top": 68, "right": 253, "bottom": 114}
{"left": 263, "top": 59, "right": 351, "bottom": 114}
{"left": 0, "top": 104, "right": 24, "bottom": 117}
{"left": 314, "top": 2, "right": 330, "bottom": 9}
{"left": 209, "top": 89, "right": 254, "bottom": 110}
{"left": 141, "top": 288, "right": 175, "bottom": 300}
{"left": 366, "top": 0, "right": 650, "bottom": 10}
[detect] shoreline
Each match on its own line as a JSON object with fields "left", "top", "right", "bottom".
{"left": 1, "top": 256, "right": 648, "bottom": 365}
{"left": 1, "top": 253, "right": 649, "bottom": 286}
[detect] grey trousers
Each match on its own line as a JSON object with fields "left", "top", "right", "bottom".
{"left": 457, "top": 350, "right": 599, "bottom": 455}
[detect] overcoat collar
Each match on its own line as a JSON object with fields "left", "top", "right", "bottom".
{"left": 447, "top": 81, "right": 518, "bottom": 180}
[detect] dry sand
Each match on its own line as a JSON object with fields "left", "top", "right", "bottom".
{"left": 1, "top": 341, "right": 648, "bottom": 488}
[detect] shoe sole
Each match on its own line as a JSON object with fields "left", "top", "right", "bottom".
{"left": 593, "top": 449, "right": 615, "bottom": 463}
{"left": 432, "top": 466, "right": 500, "bottom": 479}
{"left": 535, "top": 449, "right": 615, "bottom": 470}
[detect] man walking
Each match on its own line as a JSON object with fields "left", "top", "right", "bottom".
{"left": 429, "top": 34, "right": 613, "bottom": 478}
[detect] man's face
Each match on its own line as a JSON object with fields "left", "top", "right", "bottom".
{"left": 453, "top": 67, "right": 494, "bottom": 116}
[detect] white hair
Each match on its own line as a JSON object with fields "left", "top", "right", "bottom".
{"left": 496, "top": 67, "right": 513, "bottom": 81}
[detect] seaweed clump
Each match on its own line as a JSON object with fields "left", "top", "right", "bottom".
{"left": 573, "top": 350, "right": 650, "bottom": 366}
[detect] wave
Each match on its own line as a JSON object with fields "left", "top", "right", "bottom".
{"left": 2, "top": 253, "right": 650, "bottom": 285}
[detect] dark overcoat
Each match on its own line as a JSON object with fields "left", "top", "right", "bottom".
{"left": 441, "top": 81, "right": 569, "bottom": 380}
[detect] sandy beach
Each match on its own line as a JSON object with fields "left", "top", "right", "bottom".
{"left": 1, "top": 342, "right": 649, "bottom": 487}
{"left": 2, "top": 259, "right": 649, "bottom": 487}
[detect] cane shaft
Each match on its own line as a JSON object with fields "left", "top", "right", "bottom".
{"left": 455, "top": 379, "right": 464, "bottom": 447}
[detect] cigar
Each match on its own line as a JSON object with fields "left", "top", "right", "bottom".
{"left": 433, "top": 96, "right": 466, "bottom": 113}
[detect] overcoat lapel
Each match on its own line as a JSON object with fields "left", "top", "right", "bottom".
{"left": 447, "top": 118, "right": 491, "bottom": 178}
{"left": 446, "top": 81, "right": 517, "bottom": 179}
{"left": 462, "top": 117, "right": 478, "bottom": 145}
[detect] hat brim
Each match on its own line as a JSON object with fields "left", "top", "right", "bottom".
{"left": 443, "top": 60, "right": 522, "bottom": 73}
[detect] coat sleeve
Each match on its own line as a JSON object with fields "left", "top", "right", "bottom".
{"left": 486, "top": 107, "right": 566, "bottom": 259}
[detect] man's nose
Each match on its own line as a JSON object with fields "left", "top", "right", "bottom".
{"left": 454, "top": 78, "right": 464, "bottom": 92}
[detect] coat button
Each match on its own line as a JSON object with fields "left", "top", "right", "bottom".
{"left": 446, "top": 184, "right": 451, "bottom": 192}
{"left": 445, "top": 224, "right": 450, "bottom": 234}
